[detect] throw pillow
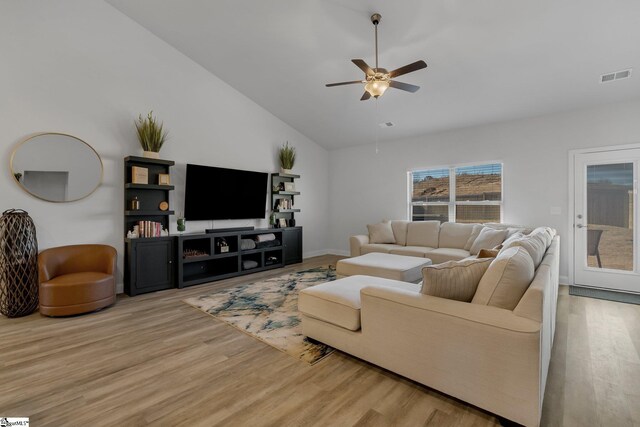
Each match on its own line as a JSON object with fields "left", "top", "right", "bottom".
{"left": 469, "top": 227, "right": 508, "bottom": 255}
{"left": 471, "top": 247, "right": 535, "bottom": 310}
{"left": 421, "top": 258, "right": 493, "bottom": 302}
{"left": 501, "top": 232, "right": 547, "bottom": 268}
{"left": 501, "top": 231, "right": 524, "bottom": 248}
{"left": 390, "top": 220, "right": 410, "bottom": 246}
{"left": 529, "top": 227, "right": 555, "bottom": 247}
{"left": 367, "top": 221, "right": 396, "bottom": 244}
{"left": 477, "top": 248, "right": 499, "bottom": 258}
{"left": 463, "top": 224, "right": 485, "bottom": 251}
{"left": 506, "top": 227, "right": 526, "bottom": 238}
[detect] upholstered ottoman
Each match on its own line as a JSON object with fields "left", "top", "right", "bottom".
{"left": 336, "top": 252, "right": 432, "bottom": 283}
{"left": 298, "top": 275, "right": 420, "bottom": 331}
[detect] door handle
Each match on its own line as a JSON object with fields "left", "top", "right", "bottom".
{"left": 576, "top": 224, "right": 585, "bottom": 228}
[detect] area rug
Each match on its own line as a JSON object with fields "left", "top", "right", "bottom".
{"left": 183, "top": 265, "right": 337, "bottom": 365}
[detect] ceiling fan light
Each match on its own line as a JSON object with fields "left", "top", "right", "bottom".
{"left": 365, "top": 80, "right": 389, "bottom": 98}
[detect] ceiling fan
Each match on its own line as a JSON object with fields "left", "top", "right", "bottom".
{"left": 326, "top": 13, "right": 427, "bottom": 101}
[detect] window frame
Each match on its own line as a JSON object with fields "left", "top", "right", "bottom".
{"left": 407, "top": 161, "right": 504, "bottom": 223}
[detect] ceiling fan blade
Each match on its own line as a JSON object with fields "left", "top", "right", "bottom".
{"left": 352, "top": 59, "right": 375, "bottom": 76}
{"left": 389, "top": 80, "right": 420, "bottom": 93}
{"left": 360, "top": 91, "right": 371, "bottom": 101}
{"left": 389, "top": 60, "right": 427, "bottom": 78}
{"left": 326, "top": 80, "right": 363, "bottom": 87}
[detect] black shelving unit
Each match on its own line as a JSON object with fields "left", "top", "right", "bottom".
{"left": 123, "top": 156, "right": 176, "bottom": 296}
{"left": 271, "top": 172, "right": 300, "bottom": 226}
{"left": 282, "top": 227, "right": 303, "bottom": 265}
{"left": 270, "top": 172, "right": 303, "bottom": 265}
{"left": 176, "top": 228, "right": 286, "bottom": 288}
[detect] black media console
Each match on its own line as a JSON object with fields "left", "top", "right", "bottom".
{"left": 123, "top": 156, "right": 305, "bottom": 296}
{"left": 176, "top": 226, "right": 302, "bottom": 288}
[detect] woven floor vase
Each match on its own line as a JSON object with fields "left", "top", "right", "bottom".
{"left": 0, "top": 209, "right": 39, "bottom": 317}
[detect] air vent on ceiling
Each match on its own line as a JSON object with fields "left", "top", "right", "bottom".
{"left": 379, "top": 121, "right": 395, "bottom": 128}
{"left": 600, "top": 69, "right": 632, "bottom": 83}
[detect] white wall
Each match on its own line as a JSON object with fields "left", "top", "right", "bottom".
{"left": 328, "top": 98, "right": 640, "bottom": 281}
{"left": 0, "top": 0, "right": 329, "bottom": 292}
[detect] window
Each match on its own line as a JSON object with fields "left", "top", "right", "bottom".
{"left": 409, "top": 163, "right": 502, "bottom": 223}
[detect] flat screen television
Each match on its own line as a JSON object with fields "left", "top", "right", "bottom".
{"left": 184, "top": 164, "right": 268, "bottom": 220}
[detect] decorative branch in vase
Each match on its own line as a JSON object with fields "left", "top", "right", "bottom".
{"left": 135, "top": 111, "right": 168, "bottom": 159}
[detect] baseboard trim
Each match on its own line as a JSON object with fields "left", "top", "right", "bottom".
{"left": 305, "top": 249, "right": 349, "bottom": 257}
{"left": 303, "top": 249, "right": 330, "bottom": 259}
{"left": 304, "top": 249, "right": 350, "bottom": 258}
{"left": 559, "top": 275, "right": 570, "bottom": 286}
{"left": 327, "top": 249, "right": 350, "bottom": 257}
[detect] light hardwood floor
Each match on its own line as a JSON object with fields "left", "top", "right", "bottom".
{"left": 1, "top": 255, "right": 639, "bottom": 426}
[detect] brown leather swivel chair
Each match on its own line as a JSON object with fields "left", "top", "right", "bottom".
{"left": 38, "top": 244, "right": 117, "bottom": 316}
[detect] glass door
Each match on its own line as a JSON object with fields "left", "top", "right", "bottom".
{"left": 574, "top": 149, "right": 639, "bottom": 292}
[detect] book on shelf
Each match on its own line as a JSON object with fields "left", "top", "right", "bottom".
{"left": 128, "top": 220, "right": 166, "bottom": 238}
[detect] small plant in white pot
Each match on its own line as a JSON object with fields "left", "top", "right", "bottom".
{"left": 135, "top": 111, "right": 168, "bottom": 159}
{"left": 279, "top": 141, "right": 296, "bottom": 174}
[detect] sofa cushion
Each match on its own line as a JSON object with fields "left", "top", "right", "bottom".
{"left": 484, "top": 222, "right": 534, "bottom": 235}
{"left": 472, "top": 247, "right": 535, "bottom": 310}
{"left": 360, "top": 243, "right": 399, "bottom": 255}
{"left": 367, "top": 221, "right": 396, "bottom": 244}
{"left": 389, "top": 246, "right": 434, "bottom": 258}
{"left": 421, "top": 258, "right": 493, "bottom": 302}
{"left": 406, "top": 221, "right": 440, "bottom": 248}
{"left": 298, "top": 275, "right": 420, "bottom": 331}
{"left": 438, "top": 222, "right": 476, "bottom": 249}
{"left": 464, "top": 224, "right": 485, "bottom": 250}
{"left": 501, "top": 232, "right": 547, "bottom": 268}
{"left": 469, "top": 227, "right": 508, "bottom": 255}
{"left": 424, "top": 247, "right": 471, "bottom": 264}
{"left": 390, "top": 220, "right": 410, "bottom": 246}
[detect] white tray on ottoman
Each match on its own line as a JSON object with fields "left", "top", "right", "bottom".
{"left": 336, "top": 252, "right": 432, "bottom": 283}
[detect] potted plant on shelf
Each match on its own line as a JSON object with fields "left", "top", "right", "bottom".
{"left": 279, "top": 141, "right": 296, "bottom": 174}
{"left": 135, "top": 111, "right": 168, "bottom": 159}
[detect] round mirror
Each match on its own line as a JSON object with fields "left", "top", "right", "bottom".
{"left": 10, "top": 133, "right": 103, "bottom": 202}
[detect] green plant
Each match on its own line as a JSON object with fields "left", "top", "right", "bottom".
{"left": 279, "top": 141, "right": 296, "bottom": 170}
{"left": 135, "top": 111, "right": 168, "bottom": 152}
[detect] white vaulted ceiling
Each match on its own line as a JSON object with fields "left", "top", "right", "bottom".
{"left": 106, "top": 0, "right": 640, "bottom": 149}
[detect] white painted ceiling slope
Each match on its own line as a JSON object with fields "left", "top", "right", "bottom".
{"left": 107, "top": 0, "right": 640, "bottom": 149}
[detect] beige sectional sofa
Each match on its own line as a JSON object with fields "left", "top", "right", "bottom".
{"left": 350, "top": 220, "right": 530, "bottom": 263}
{"left": 301, "top": 223, "right": 559, "bottom": 426}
